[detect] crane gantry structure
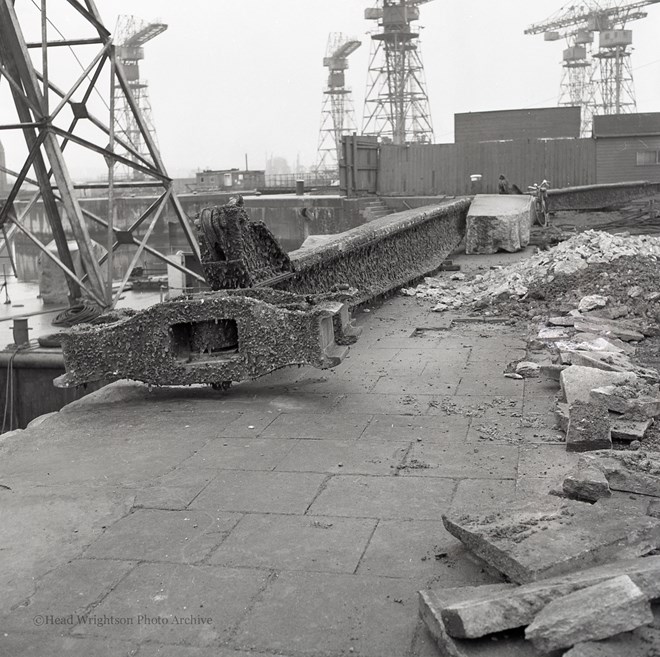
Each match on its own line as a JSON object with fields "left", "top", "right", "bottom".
{"left": 316, "top": 33, "right": 361, "bottom": 175}
{"left": 526, "top": 0, "right": 660, "bottom": 136}
{"left": 0, "top": 0, "right": 203, "bottom": 309}
{"left": 114, "top": 15, "right": 167, "bottom": 181}
{"left": 362, "top": 0, "right": 434, "bottom": 145}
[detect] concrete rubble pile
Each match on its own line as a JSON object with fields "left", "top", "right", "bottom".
{"left": 421, "top": 482, "right": 660, "bottom": 655}
{"left": 402, "top": 230, "right": 660, "bottom": 314}
{"left": 419, "top": 262, "right": 660, "bottom": 655}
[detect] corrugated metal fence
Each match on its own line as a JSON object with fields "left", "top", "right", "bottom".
{"left": 377, "top": 139, "right": 597, "bottom": 196}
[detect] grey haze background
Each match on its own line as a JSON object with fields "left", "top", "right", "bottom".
{"left": 2, "top": 1, "right": 659, "bottom": 179}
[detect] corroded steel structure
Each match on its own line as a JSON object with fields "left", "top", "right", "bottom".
{"left": 56, "top": 198, "right": 470, "bottom": 388}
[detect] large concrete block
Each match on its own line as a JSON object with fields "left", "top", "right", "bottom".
{"left": 566, "top": 401, "right": 612, "bottom": 453}
{"left": 465, "top": 194, "right": 533, "bottom": 255}
{"left": 577, "top": 451, "right": 660, "bottom": 498}
{"left": 419, "top": 555, "right": 660, "bottom": 640}
{"left": 418, "top": 587, "right": 549, "bottom": 657}
{"left": 560, "top": 366, "right": 637, "bottom": 405}
{"left": 442, "top": 499, "right": 660, "bottom": 584}
{"left": 525, "top": 575, "right": 653, "bottom": 652}
{"left": 563, "top": 464, "right": 611, "bottom": 501}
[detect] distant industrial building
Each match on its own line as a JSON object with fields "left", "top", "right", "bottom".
{"left": 372, "top": 106, "right": 660, "bottom": 196}
{"left": 593, "top": 112, "right": 660, "bottom": 184}
{"left": 195, "top": 169, "right": 266, "bottom": 192}
{"left": 454, "top": 107, "right": 582, "bottom": 143}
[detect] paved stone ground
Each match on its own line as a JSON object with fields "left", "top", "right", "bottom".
{"left": 0, "top": 279, "right": 572, "bottom": 656}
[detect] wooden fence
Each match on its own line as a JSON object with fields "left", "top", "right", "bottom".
{"left": 377, "top": 139, "right": 597, "bottom": 196}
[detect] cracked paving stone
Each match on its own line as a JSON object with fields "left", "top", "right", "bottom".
{"left": 84, "top": 509, "right": 242, "bottom": 563}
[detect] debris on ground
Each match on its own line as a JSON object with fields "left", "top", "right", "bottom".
{"left": 420, "top": 556, "right": 660, "bottom": 640}
{"left": 417, "top": 228, "right": 660, "bottom": 656}
{"left": 402, "top": 231, "right": 660, "bottom": 322}
{"left": 564, "top": 450, "right": 660, "bottom": 501}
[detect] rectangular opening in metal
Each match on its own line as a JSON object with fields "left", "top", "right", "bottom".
{"left": 171, "top": 319, "right": 239, "bottom": 362}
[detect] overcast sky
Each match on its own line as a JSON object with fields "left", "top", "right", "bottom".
{"left": 1, "top": 1, "right": 659, "bottom": 179}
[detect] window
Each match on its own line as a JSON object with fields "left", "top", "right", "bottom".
{"left": 637, "top": 150, "right": 660, "bottom": 166}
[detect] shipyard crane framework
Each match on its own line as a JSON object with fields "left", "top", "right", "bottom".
{"left": 526, "top": 0, "right": 660, "bottom": 136}
{"left": 315, "top": 34, "right": 361, "bottom": 175}
{"left": 114, "top": 15, "right": 167, "bottom": 181}
{"left": 362, "top": 0, "right": 434, "bottom": 146}
{"left": 0, "top": 0, "right": 204, "bottom": 310}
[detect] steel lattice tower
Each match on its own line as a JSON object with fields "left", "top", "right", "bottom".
{"left": 526, "top": 1, "right": 659, "bottom": 136}
{"left": 594, "top": 30, "right": 637, "bottom": 114}
{"left": 557, "top": 28, "right": 598, "bottom": 135}
{"left": 362, "top": 0, "right": 434, "bottom": 145}
{"left": 114, "top": 15, "right": 167, "bottom": 180}
{"left": 316, "top": 34, "right": 361, "bottom": 174}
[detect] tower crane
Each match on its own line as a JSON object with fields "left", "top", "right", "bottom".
{"left": 114, "top": 16, "right": 167, "bottom": 180}
{"left": 316, "top": 34, "right": 361, "bottom": 175}
{"left": 526, "top": 1, "right": 660, "bottom": 136}
{"left": 362, "top": 0, "right": 434, "bottom": 145}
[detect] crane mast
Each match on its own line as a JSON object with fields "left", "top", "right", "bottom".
{"left": 114, "top": 16, "right": 167, "bottom": 180}
{"left": 526, "top": 0, "right": 660, "bottom": 136}
{"left": 316, "top": 34, "right": 361, "bottom": 176}
{"left": 362, "top": 0, "right": 434, "bottom": 145}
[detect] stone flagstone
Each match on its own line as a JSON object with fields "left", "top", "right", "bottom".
{"left": 442, "top": 499, "right": 660, "bottom": 584}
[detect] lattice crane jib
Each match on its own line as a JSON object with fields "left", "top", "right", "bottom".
{"left": 316, "top": 33, "right": 361, "bottom": 176}
{"left": 0, "top": 0, "right": 203, "bottom": 310}
{"left": 526, "top": 1, "right": 660, "bottom": 136}
{"left": 114, "top": 15, "right": 167, "bottom": 181}
{"left": 362, "top": 0, "right": 434, "bottom": 146}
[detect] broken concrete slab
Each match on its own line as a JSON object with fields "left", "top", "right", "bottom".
{"left": 566, "top": 401, "right": 612, "bottom": 453}
{"left": 591, "top": 385, "right": 660, "bottom": 418}
{"left": 572, "top": 335, "right": 626, "bottom": 352}
{"left": 563, "top": 464, "right": 611, "bottom": 502}
{"left": 418, "top": 588, "right": 552, "bottom": 657}
{"left": 563, "top": 351, "right": 659, "bottom": 381}
{"left": 611, "top": 417, "right": 654, "bottom": 442}
{"left": 419, "top": 555, "right": 660, "bottom": 640}
{"left": 578, "top": 313, "right": 644, "bottom": 330}
{"left": 574, "top": 318, "right": 645, "bottom": 343}
{"left": 442, "top": 499, "right": 660, "bottom": 584}
{"left": 579, "top": 451, "right": 660, "bottom": 499}
{"left": 560, "top": 366, "right": 637, "bottom": 405}
{"left": 465, "top": 194, "right": 533, "bottom": 255}
{"left": 562, "top": 350, "right": 631, "bottom": 373}
{"left": 525, "top": 575, "right": 653, "bottom": 652}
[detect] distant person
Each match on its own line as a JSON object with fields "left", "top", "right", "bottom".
{"left": 498, "top": 174, "right": 523, "bottom": 195}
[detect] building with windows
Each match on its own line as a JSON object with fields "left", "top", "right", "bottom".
{"left": 195, "top": 168, "right": 265, "bottom": 192}
{"left": 594, "top": 113, "right": 660, "bottom": 184}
